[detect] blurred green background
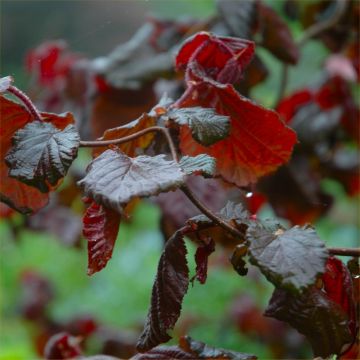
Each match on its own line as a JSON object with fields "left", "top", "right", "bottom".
{"left": 0, "top": 1, "right": 358, "bottom": 359}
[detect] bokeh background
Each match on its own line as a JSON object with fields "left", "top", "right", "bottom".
{"left": 1, "top": 1, "right": 359, "bottom": 359}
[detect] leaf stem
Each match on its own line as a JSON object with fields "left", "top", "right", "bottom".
{"left": 79, "top": 126, "right": 178, "bottom": 161}
{"left": 180, "top": 185, "right": 243, "bottom": 239}
{"left": 297, "top": 0, "right": 348, "bottom": 47}
{"left": 7, "top": 85, "right": 42, "bottom": 120}
{"left": 328, "top": 247, "right": 360, "bottom": 257}
{"left": 274, "top": 0, "right": 347, "bottom": 108}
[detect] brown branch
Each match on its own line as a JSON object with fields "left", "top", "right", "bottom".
{"left": 180, "top": 185, "right": 243, "bottom": 239}
{"left": 297, "top": 0, "right": 348, "bottom": 47}
{"left": 274, "top": 0, "right": 347, "bottom": 108}
{"left": 7, "top": 85, "right": 42, "bottom": 120}
{"left": 328, "top": 247, "right": 360, "bottom": 257}
{"left": 79, "top": 126, "right": 178, "bottom": 161}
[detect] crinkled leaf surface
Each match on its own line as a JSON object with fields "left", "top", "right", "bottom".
{"left": 137, "top": 231, "right": 189, "bottom": 352}
{"left": 265, "top": 288, "right": 353, "bottom": 358}
{"left": 0, "top": 95, "right": 73, "bottom": 213}
{"left": 247, "top": 224, "right": 329, "bottom": 292}
{"left": 78, "top": 149, "right": 185, "bottom": 213}
{"left": 93, "top": 112, "right": 156, "bottom": 158}
{"left": 179, "top": 155, "right": 216, "bottom": 177}
{"left": 168, "top": 107, "right": 230, "bottom": 146}
{"left": 177, "top": 78, "right": 297, "bottom": 186}
{"left": 6, "top": 121, "right": 80, "bottom": 193}
{"left": 83, "top": 200, "right": 121, "bottom": 275}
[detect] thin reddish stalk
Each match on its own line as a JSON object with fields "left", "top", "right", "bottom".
{"left": 328, "top": 247, "right": 360, "bottom": 257}
{"left": 7, "top": 85, "right": 42, "bottom": 120}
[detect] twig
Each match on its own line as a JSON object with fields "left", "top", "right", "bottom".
{"left": 328, "top": 247, "right": 360, "bottom": 257}
{"left": 7, "top": 85, "right": 42, "bottom": 120}
{"left": 79, "top": 126, "right": 178, "bottom": 161}
{"left": 180, "top": 185, "right": 243, "bottom": 239}
{"left": 274, "top": 0, "right": 348, "bottom": 108}
{"left": 297, "top": 0, "right": 348, "bottom": 47}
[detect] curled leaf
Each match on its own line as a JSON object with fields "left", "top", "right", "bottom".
{"left": 0, "top": 76, "right": 13, "bottom": 92}
{"left": 137, "top": 231, "right": 189, "bottom": 352}
{"left": 83, "top": 200, "right": 121, "bottom": 275}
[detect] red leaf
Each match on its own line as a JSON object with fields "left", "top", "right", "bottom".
{"left": 137, "top": 231, "right": 189, "bottom": 352}
{"left": 177, "top": 79, "right": 297, "bottom": 186}
{"left": 192, "top": 238, "right": 215, "bottom": 285}
{"left": 276, "top": 89, "right": 313, "bottom": 123}
{"left": 176, "top": 32, "right": 255, "bottom": 84}
{"left": 323, "top": 257, "right": 357, "bottom": 337}
{"left": 44, "top": 332, "right": 82, "bottom": 359}
{"left": 0, "top": 96, "right": 48, "bottom": 213}
{"left": 83, "top": 200, "right": 121, "bottom": 276}
{"left": 0, "top": 95, "right": 76, "bottom": 213}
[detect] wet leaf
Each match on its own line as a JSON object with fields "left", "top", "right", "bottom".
{"left": 265, "top": 288, "right": 353, "bottom": 357}
{"left": 83, "top": 200, "right": 121, "bottom": 275}
{"left": 6, "top": 120, "right": 80, "bottom": 193}
{"left": 179, "top": 155, "right": 216, "bottom": 177}
{"left": 168, "top": 107, "right": 230, "bottom": 146}
{"left": 79, "top": 149, "right": 185, "bottom": 213}
{"left": 137, "top": 231, "right": 189, "bottom": 351}
{"left": 247, "top": 224, "right": 328, "bottom": 292}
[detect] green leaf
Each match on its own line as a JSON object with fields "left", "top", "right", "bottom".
{"left": 78, "top": 149, "right": 185, "bottom": 213}
{"left": 179, "top": 154, "right": 216, "bottom": 177}
{"left": 5, "top": 121, "right": 80, "bottom": 193}
{"left": 247, "top": 224, "right": 329, "bottom": 292}
{"left": 168, "top": 107, "right": 230, "bottom": 146}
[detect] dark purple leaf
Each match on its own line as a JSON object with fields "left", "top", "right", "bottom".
{"left": 78, "top": 149, "right": 185, "bottom": 214}
{"left": 192, "top": 238, "right": 215, "bottom": 284}
{"left": 247, "top": 224, "right": 328, "bottom": 292}
{"left": 217, "top": 0, "right": 257, "bottom": 39}
{"left": 265, "top": 288, "right": 353, "bottom": 357}
{"left": 179, "top": 335, "right": 257, "bottom": 359}
{"left": 6, "top": 121, "right": 80, "bottom": 193}
{"left": 136, "top": 231, "right": 189, "bottom": 352}
{"left": 83, "top": 200, "right": 121, "bottom": 275}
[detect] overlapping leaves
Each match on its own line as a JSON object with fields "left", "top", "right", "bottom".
{"left": 0, "top": 95, "right": 77, "bottom": 214}
{"left": 174, "top": 33, "right": 297, "bottom": 186}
